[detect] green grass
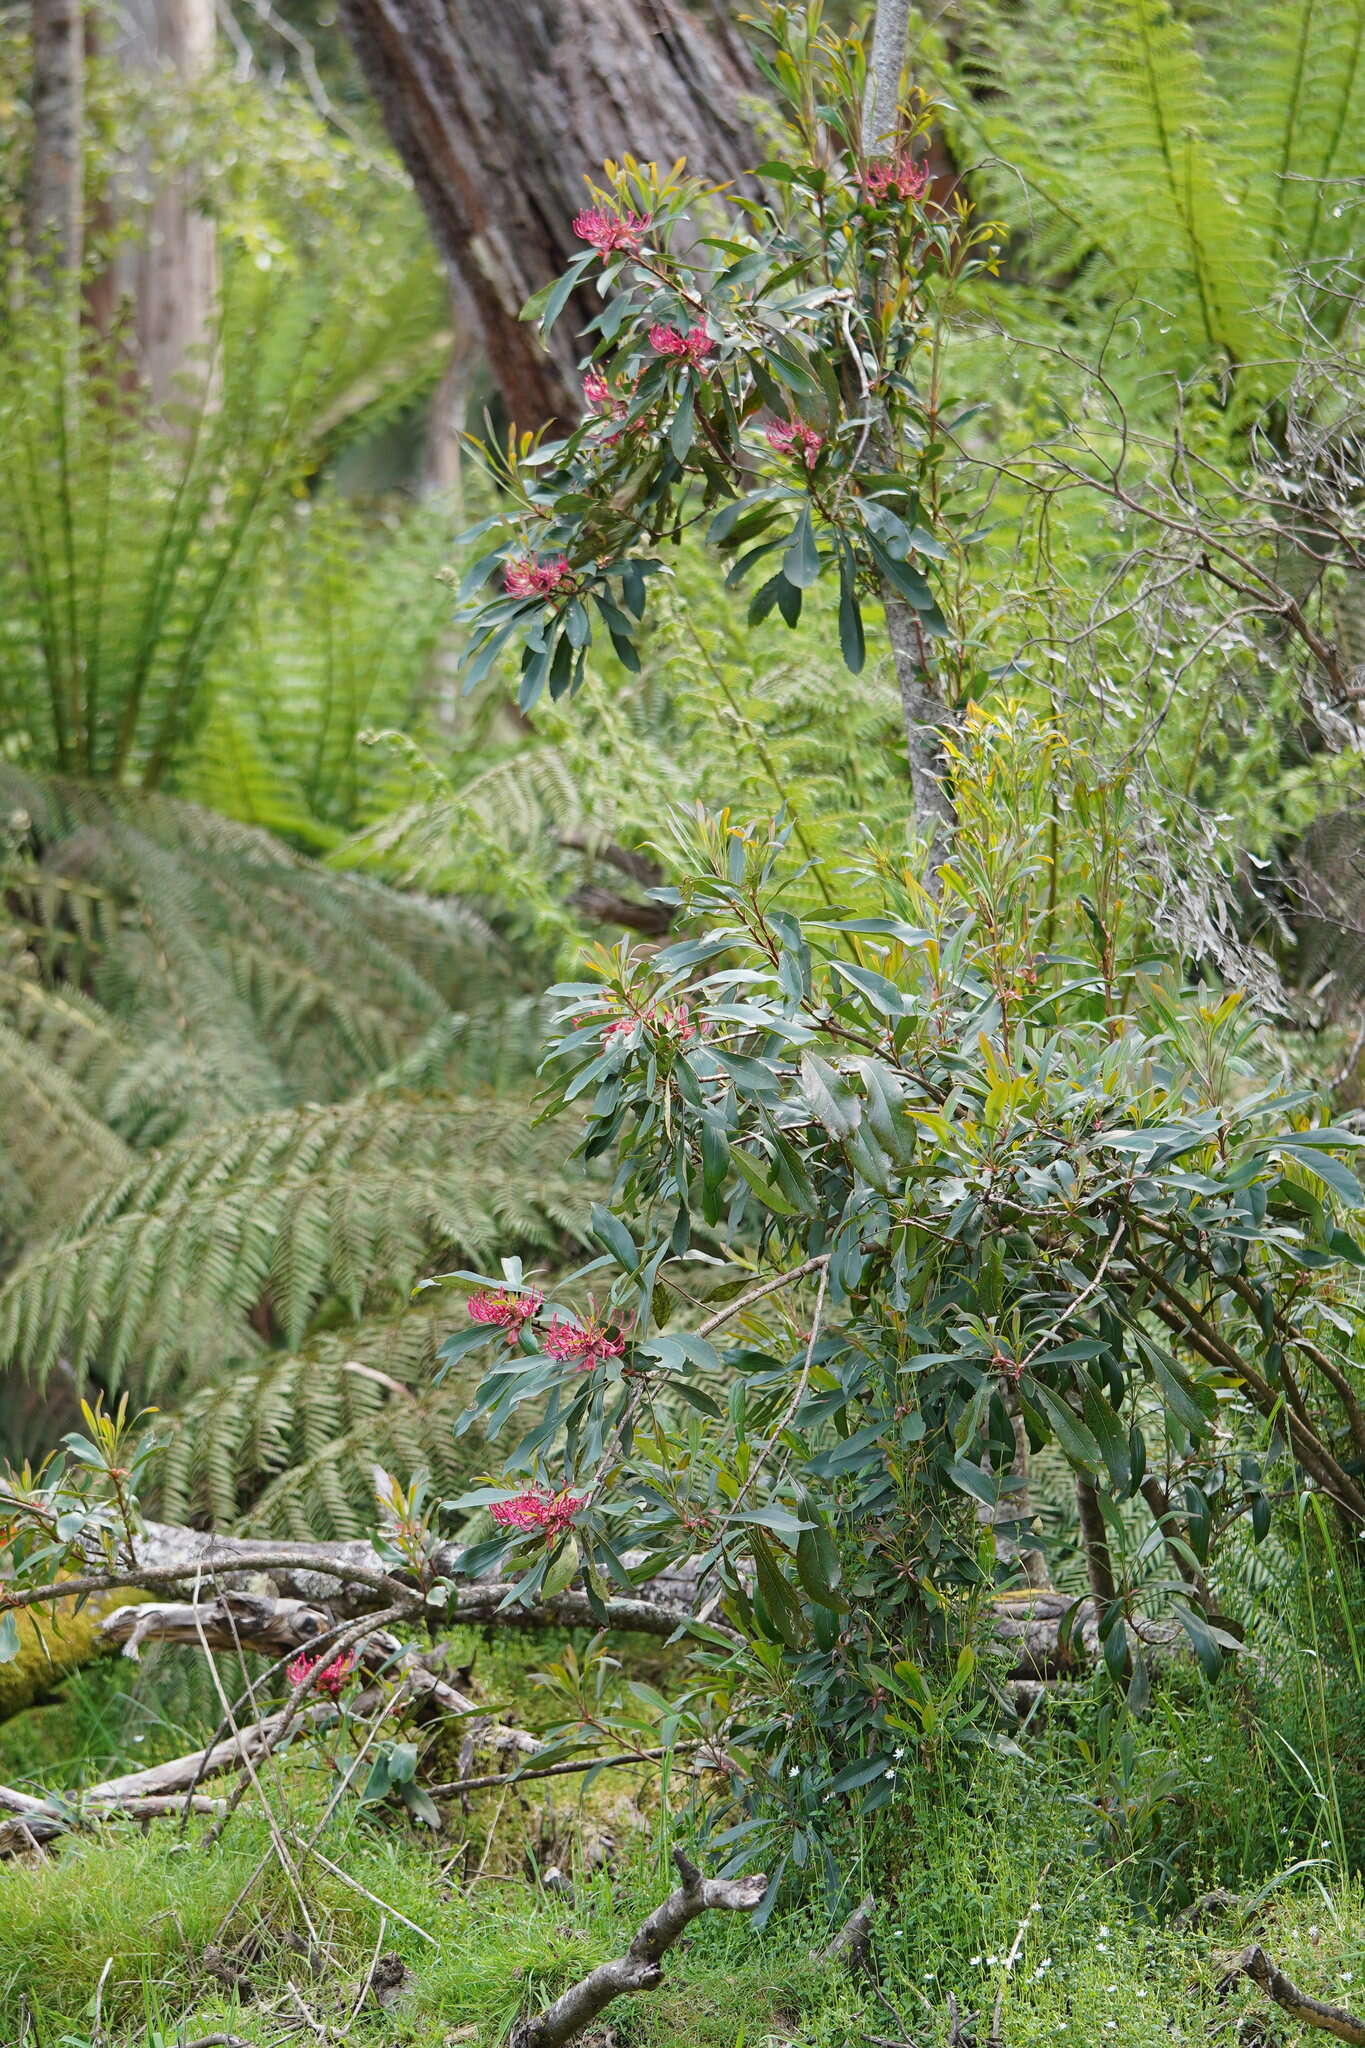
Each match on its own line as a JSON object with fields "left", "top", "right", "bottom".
{"left": 4, "top": 1559, "right": 1365, "bottom": 2046}
{"left": 6, "top": 1789, "right": 1364, "bottom": 2046}
{"left": 4, "top": 1666, "right": 1364, "bottom": 2046}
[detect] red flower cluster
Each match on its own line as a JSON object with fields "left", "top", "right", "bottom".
{"left": 469, "top": 1287, "right": 544, "bottom": 1343}
{"left": 572, "top": 208, "right": 650, "bottom": 254}
{"left": 504, "top": 555, "right": 574, "bottom": 600}
{"left": 765, "top": 417, "right": 824, "bottom": 469}
{"left": 862, "top": 149, "right": 929, "bottom": 205}
{"left": 543, "top": 1313, "right": 626, "bottom": 1371}
{"left": 582, "top": 370, "right": 645, "bottom": 447}
{"left": 287, "top": 1649, "right": 356, "bottom": 1697}
{"left": 489, "top": 1485, "right": 586, "bottom": 1538}
{"left": 649, "top": 323, "right": 715, "bottom": 368}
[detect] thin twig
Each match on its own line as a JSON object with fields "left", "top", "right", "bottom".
{"left": 426, "top": 1742, "right": 699, "bottom": 1800}
{"left": 696, "top": 1255, "right": 829, "bottom": 1337}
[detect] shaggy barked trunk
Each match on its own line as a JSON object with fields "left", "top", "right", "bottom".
{"left": 336, "top": 0, "right": 761, "bottom": 425}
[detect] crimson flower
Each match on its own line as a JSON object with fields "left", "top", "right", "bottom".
{"left": 504, "top": 555, "right": 575, "bottom": 600}
{"left": 572, "top": 207, "right": 650, "bottom": 254}
{"left": 765, "top": 418, "right": 824, "bottom": 469}
{"left": 649, "top": 323, "right": 715, "bottom": 368}
{"left": 862, "top": 149, "right": 929, "bottom": 205}
{"left": 469, "top": 1288, "right": 544, "bottom": 1343}
{"left": 543, "top": 1313, "right": 627, "bottom": 1371}
{"left": 287, "top": 1650, "right": 356, "bottom": 1697}
{"left": 489, "top": 1485, "right": 586, "bottom": 1538}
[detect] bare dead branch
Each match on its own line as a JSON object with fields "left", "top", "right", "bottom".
{"left": 508, "top": 1847, "right": 769, "bottom": 2048}
{"left": 815, "top": 1893, "right": 876, "bottom": 1968}
{"left": 1226, "top": 1944, "right": 1365, "bottom": 2044}
{"left": 425, "top": 1741, "right": 700, "bottom": 1800}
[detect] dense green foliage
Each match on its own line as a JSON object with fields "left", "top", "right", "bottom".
{"left": 1, "top": 1, "right": 1365, "bottom": 2043}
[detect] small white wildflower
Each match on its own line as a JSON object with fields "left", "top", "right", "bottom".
{"left": 1322, "top": 1840, "right": 1333, "bottom": 1850}
{"left": 788, "top": 1766, "right": 800, "bottom": 1777}
{"left": 885, "top": 1768, "right": 897, "bottom": 1781}
{"left": 1031, "top": 1901, "right": 1043, "bottom": 1913}
{"left": 1136, "top": 1988, "right": 1147, "bottom": 2000}
{"left": 1099, "top": 1924, "right": 1110, "bottom": 1936}
{"left": 893, "top": 1746, "right": 906, "bottom": 1759}
{"left": 1096, "top": 1941, "right": 1110, "bottom": 1954}
{"left": 1310, "top": 1926, "right": 1321, "bottom": 1939}
{"left": 969, "top": 1957, "right": 982, "bottom": 1968}
{"left": 1343, "top": 1972, "right": 1354, "bottom": 1985}
{"left": 1202, "top": 1754, "right": 1213, "bottom": 1763}
{"left": 923, "top": 1969, "right": 937, "bottom": 1980}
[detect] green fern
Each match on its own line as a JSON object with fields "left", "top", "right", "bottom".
{"left": 0, "top": 776, "right": 581, "bottom": 1519}
{"left": 931, "top": 0, "right": 1365, "bottom": 383}
{"left": 156, "top": 1307, "right": 482, "bottom": 1538}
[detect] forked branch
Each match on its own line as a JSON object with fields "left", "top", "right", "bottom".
{"left": 508, "top": 1847, "right": 768, "bottom": 2048}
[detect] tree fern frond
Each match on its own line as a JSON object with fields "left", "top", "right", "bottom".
{"left": 0, "top": 1092, "right": 585, "bottom": 1388}
{"left": 0, "top": 1022, "right": 133, "bottom": 1243}
{"left": 156, "top": 1309, "right": 480, "bottom": 1538}
{"left": 935, "top": 0, "right": 1279, "bottom": 376}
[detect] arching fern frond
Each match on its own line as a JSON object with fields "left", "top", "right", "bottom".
{"left": 0, "top": 771, "right": 535, "bottom": 1147}
{"left": 0, "top": 1093, "right": 585, "bottom": 1389}
{"left": 156, "top": 1308, "right": 481, "bottom": 1539}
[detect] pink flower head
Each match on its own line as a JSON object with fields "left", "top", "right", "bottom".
{"left": 765, "top": 417, "right": 824, "bottom": 469}
{"left": 504, "top": 554, "right": 575, "bottom": 600}
{"left": 602, "top": 1016, "right": 636, "bottom": 1046}
{"left": 287, "top": 1649, "right": 356, "bottom": 1698}
{"left": 649, "top": 323, "right": 715, "bottom": 369}
{"left": 643, "top": 1001, "right": 699, "bottom": 1041}
{"left": 489, "top": 1484, "right": 586, "bottom": 1539}
{"left": 862, "top": 149, "right": 929, "bottom": 206}
{"left": 572, "top": 208, "right": 650, "bottom": 255}
{"left": 469, "top": 1287, "right": 544, "bottom": 1344}
{"left": 582, "top": 370, "right": 640, "bottom": 444}
{"left": 543, "top": 1313, "right": 627, "bottom": 1372}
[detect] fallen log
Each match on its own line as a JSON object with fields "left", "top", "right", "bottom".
{"left": 0, "top": 1514, "right": 1194, "bottom": 1723}
{"left": 0, "top": 1779, "right": 227, "bottom": 1852}
{"left": 84, "top": 1524, "right": 1155, "bottom": 1679}
{"left": 508, "top": 1848, "right": 768, "bottom": 2048}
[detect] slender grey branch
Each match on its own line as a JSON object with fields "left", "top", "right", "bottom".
{"left": 862, "top": 0, "right": 912, "bottom": 144}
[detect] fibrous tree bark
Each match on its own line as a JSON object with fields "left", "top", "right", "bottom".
{"left": 335, "top": 0, "right": 761, "bottom": 425}
{"left": 26, "top": 0, "right": 84, "bottom": 277}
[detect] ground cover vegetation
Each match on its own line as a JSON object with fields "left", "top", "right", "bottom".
{"left": 1, "top": 1, "right": 1364, "bottom": 2044}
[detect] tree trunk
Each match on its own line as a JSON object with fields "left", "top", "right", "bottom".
{"left": 114, "top": 0, "right": 219, "bottom": 404}
{"left": 26, "top": 0, "right": 84, "bottom": 277}
{"left": 335, "top": 0, "right": 761, "bottom": 427}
